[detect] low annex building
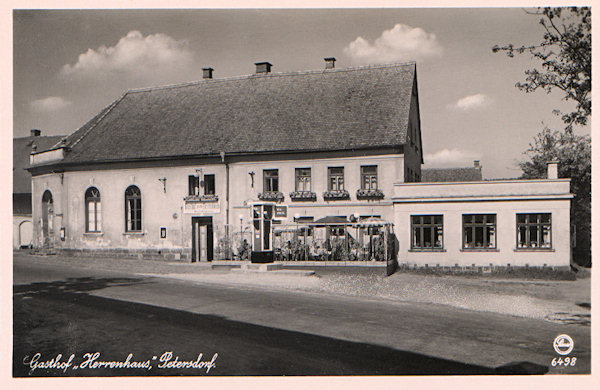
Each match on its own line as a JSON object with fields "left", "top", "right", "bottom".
{"left": 28, "top": 60, "right": 573, "bottom": 268}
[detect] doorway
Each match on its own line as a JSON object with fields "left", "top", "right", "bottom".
{"left": 41, "top": 190, "right": 54, "bottom": 248}
{"left": 192, "top": 217, "right": 213, "bottom": 262}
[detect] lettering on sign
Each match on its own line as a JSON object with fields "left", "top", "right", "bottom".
{"left": 183, "top": 201, "right": 220, "bottom": 214}
{"left": 275, "top": 205, "right": 287, "bottom": 218}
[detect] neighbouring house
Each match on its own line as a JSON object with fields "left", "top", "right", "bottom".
{"left": 27, "top": 60, "right": 573, "bottom": 268}
{"left": 13, "top": 129, "right": 64, "bottom": 249}
{"left": 422, "top": 160, "right": 483, "bottom": 182}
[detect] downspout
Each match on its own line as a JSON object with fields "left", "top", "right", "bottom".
{"left": 220, "top": 151, "right": 230, "bottom": 226}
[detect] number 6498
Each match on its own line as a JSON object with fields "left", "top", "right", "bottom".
{"left": 551, "top": 357, "right": 576, "bottom": 367}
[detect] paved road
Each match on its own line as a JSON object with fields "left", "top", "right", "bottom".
{"left": 13, "top": 257, "right": 590, "bottom": 376}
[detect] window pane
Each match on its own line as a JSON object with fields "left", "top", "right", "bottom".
{"left": 487, "top": 226, "right": 495, "bottom": 247}
{"left": 434, "top": 226, "right": 443, "bottom": 248}
{"left": 475, "top": 226, "right": 483, "bottom": 247}
{"left": 204, "top": 174, "right": 215, "bottom": 195}
{"left": 518, "top": 226, "right": 527, "bottom": 248}
{"left": 464, "top": 227, "right": 473, "bottom": 247}
{"left": 517, "top": 214, "right": 526, "bottom": 223}
{"left": 542, "top": 226, "right": 551, "bottom": 247}
{"left": 529, "top": 226, "right": 539, "bottom": 247}
{"left": 541, "top": 213, "right": 551, "bottom": 223}
{"left": 434, "top": 215, "right": 442, "bottom": 224}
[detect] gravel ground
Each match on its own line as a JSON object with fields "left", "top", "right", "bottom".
{"left": 15, "top": 252, "right": 590, "bottom": 324}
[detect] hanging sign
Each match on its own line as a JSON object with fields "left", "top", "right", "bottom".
{"left": 275, "top": 205, "right": 287, "bottom": 218}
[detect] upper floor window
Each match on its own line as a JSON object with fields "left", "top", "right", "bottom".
{"left": 361, "top": 166, "right": 378, "bottom": 190}
{"left": 517, "top": 213, "right": 552, "bottom": 249}
{"left": 189, "top": 175, "right": 200, "bottom": 196}
{"left": 125, "top": 185, "right": 142, "bottom": 232}
{"left": 328, "top": 167, "right": 344, "bottom": 191}
{"left": 295, "top": 168, "right": 311, "bottom": 191}
{"left": 189, "top": 174, "right": 216, "bottom": 196}
{"left": 204, "top": 174, "right": 215, "bottom": 195}
{"left": 411, "top": 215, "right": 443, "bottom": 250}
{"left": 463, "top": 214, "right": 496, "bottom": 249}
{"left": 85, "top": 187, "right": 101, "bottom": 233}
{"left": 263, "top": 169, "right": 279, "bottom": 192}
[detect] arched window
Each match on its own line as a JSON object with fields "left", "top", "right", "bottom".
{"left": 85, "top": 187, "right": 101, "bottom": 232}
{"left": 125, "top": 185, "right": 142, "bottom": 232}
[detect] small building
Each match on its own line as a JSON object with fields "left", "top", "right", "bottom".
{"left": 13, "top": 130, "right": 64, "bottom": 249}
{"left": 27, "top": 61, "right": 572, "bottom": 268}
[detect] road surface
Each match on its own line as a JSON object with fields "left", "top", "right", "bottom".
{"left": 13, "top": 257, "right": 590, "bottom": 376}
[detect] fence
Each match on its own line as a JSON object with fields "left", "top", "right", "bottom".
{"left": 211, "top": 221, "right": 396, "bottom": 264}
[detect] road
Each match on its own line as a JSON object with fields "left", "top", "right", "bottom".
{"left": 13, "top": 257, "right": 590, "bottom": 376}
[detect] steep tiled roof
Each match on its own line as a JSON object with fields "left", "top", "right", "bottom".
{"left": 56, "top": 62, "right": 417, "bottom": 164}
{"left": 13, "top": 135, "right": 65, "bottom": 193}
{"left": 421, "top": 167, "right": 483, "bottom": 182}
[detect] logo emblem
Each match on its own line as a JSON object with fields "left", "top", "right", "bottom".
{"left": 553, "top": 334, "right": 574, "bottom": 355}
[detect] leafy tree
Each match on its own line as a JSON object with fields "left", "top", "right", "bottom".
{"left": 492, "top": 7, "right": 591, "bottom": 131}
{"left": 519, "top": 127, "right": 591, "bottom": 267}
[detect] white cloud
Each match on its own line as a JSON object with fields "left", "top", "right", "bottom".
{"left": 449, "top": 94, "right": 490, "bottom": 111}
{"left": 30, "top": 96, "right": 72, "bottom": 112}
{"left": 61, "top": 30, "right": 194, "bottom": 80}
{"left": 424, "top": 148, "right": 482, "bottom": 168}
{"left": 344, "top": 23, "right": 443, "bottom": 64}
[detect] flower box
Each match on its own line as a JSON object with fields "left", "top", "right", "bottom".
{"left": 258, "top": 191, "right": 285, "bottom": 202}
{"left": 289, "top": 191, "right": 317, "bottom": 201}
{"left": 356, "top": 189, "right": 384, "bottom": 199}
{"left": 323, "top": 190, "right": 350, "bottom": 200}
{"left": 184, "top": 194, "right": 219, "bottom": 202}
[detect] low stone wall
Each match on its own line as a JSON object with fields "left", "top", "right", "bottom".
{"left": 397, "top": 262, "right": 574, "bottom": 279}
{"left": 56, "top": 247, "right": 192, "bottom": 262}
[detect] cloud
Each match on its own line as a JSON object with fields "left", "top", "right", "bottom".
{"left": 61, "top": 30, "right": 194, "bottom": 80}
{"left": 424, "top": 148, "right": 482, "bottom": 168}
{"left": 449, "top": 94, "right": 491, "bottom": 110}
{"left": 30, "top": 96, "right": 72, "bottom": 112}
{"left": 344, "top": 23, "right": 443, "bottom": 64}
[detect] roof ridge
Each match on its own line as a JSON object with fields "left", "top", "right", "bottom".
{"left": 127, "top": 61, "right": 417, "bottom": 94}
{"left": 68, "top": 93, "right": 128, "bottom": 150}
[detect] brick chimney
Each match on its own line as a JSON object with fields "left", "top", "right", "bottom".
{"left": 30, "top": 129, "right": 41, "bottom": 137}
{"left": 254, "top": 62, "right": 272, "bottom": 74}
{"left": 547, "top": 160, "right": 559, "bottom": 179}
{"left": 324, "top": 57, "right": 336, "bottom": 69}
{"left": 202, "top": 67, "right": 214, "bottom": 79}
{"left": 473, "top": 160, "right": 481, "bottom": 169}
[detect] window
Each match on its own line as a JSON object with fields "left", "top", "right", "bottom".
{"left": 361, "top": 166, "right": 378, "bottom": 190}
{"left": 85, "top": 187, "right": 101, "bottom": 232}
{"left": 463, "top": 214, "right": 496, "bottom": 249}
{"left": 411, "top": 215, "right": 443, "bottom": 249}
{"left": 263, "top": 169, "right": 279, "bottom": 192}
{"left": 125, "top": 185, "right": 142, "bottom": 232}
{"left": 517, "top": 213, "right": 552, "bottom": 249}
{"left": 295, "top": 168, "right": 311, "bottom": 191}
{"left": 188, "top": 175, "right": 200, "bottom": 196}
{"left": 204, "top": 174, "right": 215, "bottom": 195}
{"left": 328, "top": 167, "right": 344, "bottom": 191}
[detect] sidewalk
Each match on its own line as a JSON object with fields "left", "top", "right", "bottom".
{"left": 14, "top": 251, "right": 590, "bottom": 325}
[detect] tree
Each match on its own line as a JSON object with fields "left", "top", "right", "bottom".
{"left": 492, "top": 7, "right": 591, "bottom": 132}
{"left": 494, "top": 7, "right": 591, "bottom": 267}
{"left": 519, "top": 127, "right": 591, "bottom": 267}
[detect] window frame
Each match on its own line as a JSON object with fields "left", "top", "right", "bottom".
{"left": 360, "top": 165, "right": 378, "bottom": 190}
{"left": 328, "top": 167, "right": 345, "bottom": 191}
{"left": 516, "top": 213, "right": 552, "bottom": 249}
{"left": 203, "top": 174, "right": 215, "bottom": 195}
{"left": 411, "top": 215, "right": 444, "bottom": 250}
{"left": 125, "top": 185, "right": 142, "bottom": 232}
{"left": 188, "top": 175, "right": 200, "bottom": 196}
{"left": 263, "top": 169, "right": 279, "bottom": 192}
{"left": 85, "top": 187, "right": 101, "bottom": 233}
{"left": 462, "top": 214, "right": 497, "bottom": 250}
{"left": 295, "top": 168, "right": 312, "bottom": 192}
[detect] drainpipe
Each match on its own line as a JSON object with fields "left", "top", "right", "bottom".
{"left": 220, "top": 151, "right": 230, "bottom": 225}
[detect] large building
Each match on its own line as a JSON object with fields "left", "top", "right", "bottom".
{"left": 27, "top": 60, "right": 573, "bottom": 268}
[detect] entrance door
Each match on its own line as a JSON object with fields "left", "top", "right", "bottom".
{"left": 41, "top": 190, "right": 54, "bottom": 248}
{"left": 192, "top": 217, "right": 213, "bottom": 262}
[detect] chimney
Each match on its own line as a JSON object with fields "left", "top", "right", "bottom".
{"left": 31, "top": 129, "right": 41, "bottom": 137}
{"left": 324, "top": 57, "right": 336, "bottom": 69}
{"left": 473, "top": 160, "right": 481, "bottom": 169}
{"left": 202, "top": 67, "right": 214, "bottom": 79}
{"left": 254, "top": 62, "right": 272, "bottom": 74}
{"left": 547, "top": 160, "right": 559, "bottom": 179}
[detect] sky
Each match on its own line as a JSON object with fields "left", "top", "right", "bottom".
{"left": 12, "top": 7, "right": 590, "bottom": 179}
